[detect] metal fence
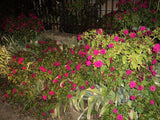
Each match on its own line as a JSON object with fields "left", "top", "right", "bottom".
{"left": 2, "top": 0, "right": 159, "bottom": 33}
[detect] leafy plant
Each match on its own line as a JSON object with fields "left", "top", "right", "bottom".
{"left": 99, "top": 0, "right": 160, "bottom": 31}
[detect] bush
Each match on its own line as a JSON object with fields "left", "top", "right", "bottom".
{"left": 0, "top": 13, "right": 44, "bottom": 43}
{"left": 99, "top": 0, "right": 160, "bottom": 31}
{"left": 1, "top": 27, "right": 160, "bottom": 120}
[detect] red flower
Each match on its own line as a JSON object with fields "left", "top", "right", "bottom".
{"left": 130, "top": 32, "right": 136, "bottom": 38}
{"left": 150, "top": 86, "right": 156, "bottom": 91}
{"left": 130, "top": 96, "right": 136, "bottom": 100}
{"left": 43, "top": 95, "right": 47, "bottom": 100}
{"left": 68, "top": 94, "right": 72, "bottom": 99}
{"left": 49, "top": 91, "right": 54, "bottom": 95}
{"left": 150, "top": 100, "right": 154, "bottom": 105}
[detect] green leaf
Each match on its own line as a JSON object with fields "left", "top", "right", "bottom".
{"left": 79, "top": 90, "right": 86, "bottom": 103}
{"left": 127, "top": 100, "right": 132, "bottom": 108}
{"left": 71, "top": 96, "right": 80, "bottom": 112}
{"left": 87, "top": 96, "right": 97, "bottom": 120}
{"left": 99, "top": 100, "right": 109, "bottom": 115}
{"left": 87, "top": 88, "right": 99, "bottom": 95}
{"left": 109, "top": 90, "right": 115, "bottom": 99}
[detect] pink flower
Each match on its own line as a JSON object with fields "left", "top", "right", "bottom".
{"left": 68, "top": 94, "right": 72, "bottom": 99}
{"left": 40, "top": 66, "right": 46, "bottom": 72}
{"left": 37, "top": 28, "right": 41, "bottom": 32}
{"left": 140, "top": 26, "right": 146, "bottom": 31}
{"left": 81, "top": 85, "right": 85, "bottom": 90}
{"left": 87, "top": 55, "right": 92, "bottom": 60}
{"left": 152, "top": 70, "right": 156, "bottom": 76}
{"left": 118, "top": 17, "right": 121, "bottom": 20}
{"left": 134, "top": 7, "right": 138, "bottom": 11}
{"left": 73, "top": 83, "right": 77, "bottom": 88}
{"left": 10, "top": 28, "right": 13, "bottom": 32}
{"left": 86, "top": 60, "right": 92, "bottom": 66}
{"left": 58, "top": 75, "right": 62, "bottom": 79}
{"left": 109, "top": 74, "right": 112, "bottom": 77}
{"left": 85, "top": 44, "right": 90, "bottom": 49}
{"left": 12, "top": 55, "right": 16, "bottom": 61}
{"left": 5, "top": 94, "right": 9, "bottom": 98}
{"left": 41, "top": 41, "right": 46, "bottom": 44}
{"left": 68, "top": 60, "right": 72, "bottom": 64}
{"left": 129, "top": 81, "right": 136, "bottom": 88}
{"left": 48, "top": 70, "right": 52, "bottom": 74}
{"left": 153, "top": 43, "right": 160, "bottom": 53}
{"left": 91, "top": 86, "right": 95, "bottom": 89}
{"left": 26, "top": 44, "right": 30, "bottom": 48}
{"left": 151, "top": 9, "right": 155, "bottom": 13}
{"left": 126, "top": 70, "right": 132, "bottom": 76}
{"left": 64, "top": 73, "right": 69, "bottom": 77}
{"left": 43, "top": 95, "right": 47, "bottom": 100}
{"left": 12, "top": 88, "right": 16, "bottom": 94}
{"left": 71, "top": 70, "right": 75, "bottom": 74}
{"left": 109, "top": 58, "right": 113, "bottom": 63}
{"left": 111, "top": 66, "right": 114, "bottom": 72}
{"left": 152, "top": 59, "right": 157, "bottom": 64}
{"left": 150, "top": 66, "right": 153, "bottom": 71}
{"left": 109, "top": 100, "right": 112, "bottom": 104}
{"left": 93, "top": 50, "right": 99, "bottom": 55}
{"left": 76, "top": 63, "right": 81, "bottom": 71}
{"left": 150, "top": 86, "right": 156, "bottom": 91}
{"left": 66, "top": 65, "right": 71, "bottom": 70}
{"left": 152, "top": 18, "right": 156, "bottom": 23}
{"left": 117, "top": 114, "right": 123, "bottom": 120}
{"left": 114, "top": 36, "right": 119, "bottom": 42}
{"left": 124, "top": 30, "right": 129, "bottom": 35}
{"left": 108, "top": 43, "right": 114, "bottom": 48}
{"left": 54, "top": 62, "right": 60, "bottom": 66}
{"left": 98, "top": 29, "right": 102, "bottom": 35}
{"left": 137, "top": 85, "right": 143, "bottom": 91}
{"left": 130, "top": 96, "right": 136, "bottom": 100}
{"left": 49, "top": 91, "right": 54, "bottom": 95}
{"left": 94, "top": 60, "right": 103, "bottom": 67}
{"left": 16, "top": 27, "right": 20, "bottom": 30}
{"left": 85, "top": 81, "right": 89, "bottom": 85}
{"left": 72, "top": 87, "right": 76, "bottom": 91}
{"left": 130, "top": 32, "right": 136, "bottom": 38}
{"left": 150, "top": 100, "right": 154, "bottom": 105}
{"left": 77, "top": 34, "right": 81, "bottom": 41}
{"left": 113, "top": 109, "right": 117, "bottom": 114}
{"left": 18, "top": 57, "right": 24, "bottom": 64}
{"left": 13, "top": 70, "right": 17, "bottom": 74}
{"left": 32, "top": 73, "right": 36, "bottom": 78}
{"left": 50, "top": 110, "right": 54, "bottom": 113}
{"left": 101, "top": 49, "right": 106, "bottom": 54}
{"left": 52, "top": 79, "right": 58, "bottom": 83}
{"left": 23, "top": 82, "right": 26, "bottom": 85}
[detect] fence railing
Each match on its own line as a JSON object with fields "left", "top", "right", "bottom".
{"left": 5, "top": 0, "right": 160, "bottom": 33}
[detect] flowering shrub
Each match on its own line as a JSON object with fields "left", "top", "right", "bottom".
{"left": 1, "top": 36, "right": 97, "bottom": 118}
{"left": 0, "top": 26, "right": 160, "bottom": 119}
{"left": 0, "top": 13, "right": 44, "bottom": 42}
{"left": 100, "top": 0, "right": 160, "bottom": 31}
{"left": 72, "top": 27, "right": 160, "bottom": 119}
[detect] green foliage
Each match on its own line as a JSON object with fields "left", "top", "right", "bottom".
{"left": 0, "top": 23, "right": 160, "bottom": 120}
{"left": 1, "top": 13, "right": 44, "bottom": 43}
{"left": 76, "top": 28, "right": 160, "bottom": 120}
{"left": 99, "top": 0, "right": 160, "bottom": 31}
{"left": 0, "top": 45, "right": 11, "bottom": 77}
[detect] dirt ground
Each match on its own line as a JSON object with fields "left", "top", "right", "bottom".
{"left": 0, "top": 90, "right": 80, "bottom": 120}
